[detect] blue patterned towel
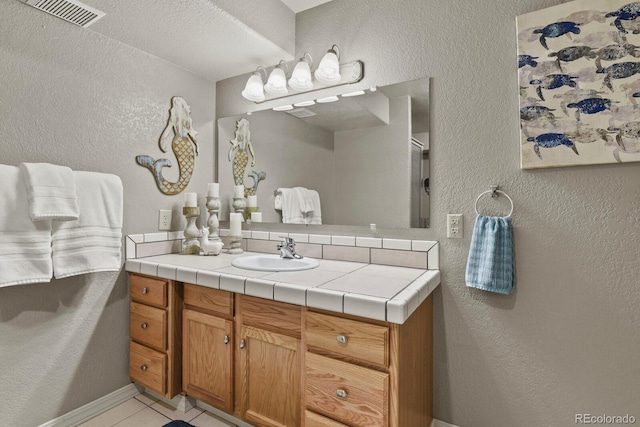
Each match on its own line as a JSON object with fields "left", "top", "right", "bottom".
{"left": 465, "top": 214, "right": 515, "bottom": 294}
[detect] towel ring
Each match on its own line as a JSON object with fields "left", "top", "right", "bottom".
{"left": 475, "top": 189, "right": 514, "bottom": 217}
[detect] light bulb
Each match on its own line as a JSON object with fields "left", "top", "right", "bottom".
{"left": 265, "top": 64, "right": 288, "bottom": 96}
{"left": 288, "top": 54, "right": 313, "bottom": 91}
{"left": 315, "top": 48, "right": 341, "bottom": 84}
{"left": 241, "top": 72, "right": 265, "bottom": 102}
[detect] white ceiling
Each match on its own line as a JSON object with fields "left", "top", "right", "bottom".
{"left": 278, "top": 0, "right": 334, "bottom": 13}
{"left": 76, "top": 0, "right": 298, "bottom": 82}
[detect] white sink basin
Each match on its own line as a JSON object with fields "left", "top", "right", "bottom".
{"left": 231, "top": 254, "right": 319, "bottom": 272}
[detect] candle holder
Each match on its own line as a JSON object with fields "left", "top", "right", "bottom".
{"left": 206, "top": 196, "right": 222, "bottom": 241}
{"left": 245, "top": 207, "right": 259, "bottom": 223}
{"left": 233, "top": 196, "right": 247, "bottom": 221}
{"left": 182, "top": 206, "right": 201, "bottom": 255}
{"left": 228, "top": 235, "right": 243, "bottom": 254}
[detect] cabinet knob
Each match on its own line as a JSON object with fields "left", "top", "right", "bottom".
{"left": 140, "top": 365, "right": 147, "bottom": 371}
{"left": 224, "top": 335, "right": 230, "bottom": 345}
{"left": 336, "top": 335, "right": 348, "bottom": 344}
{"left": 336, "top": 389, "right": 348, "bottom": 399}
{"left": 239, "top": 339, "right": 246, "bottom": 349}
{"left": 141, "top": 287, "right": 148, "bottom": 295}
{"left": 141, "top": 323, "right": 147, "bottom": 329}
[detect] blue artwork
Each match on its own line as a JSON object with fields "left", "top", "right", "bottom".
{"left": 518, "top": 0, "right": 640, "bottom": 168}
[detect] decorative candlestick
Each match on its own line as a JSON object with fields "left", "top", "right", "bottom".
{"left": 233, "top": 196, "right": 247, "bottom": 221}
{"left": 228, "top": 213, "right": 243, "bottom": 254}
{"left": 206, "top": 195, "right": 222, "bottom": 242}
{"left": 182, "top": 206, "right": 201, "bottom": 254}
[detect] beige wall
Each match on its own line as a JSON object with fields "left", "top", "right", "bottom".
{"left": 296, "top": 1, "right": 640, "bottom": 426}
{"left": 0, "top": 2, "right": 215, "bottom": 425}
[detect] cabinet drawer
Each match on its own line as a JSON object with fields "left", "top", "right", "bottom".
{"left": 130, "top": 302, "right": 167, "bottom": 352}
{"left": 305, "top": 353, "right": 388, "bottom": 427}
{"left": 305, "top": 311, "right": 389, "bottom": 367}
{"left": 184, "top": 284, "right": 233, "bottom": 317}
{"left": 130, "top": 341, "right": 167, "bottom": 395}
{"left": 130, "top": 275, "right": 167, "bottom": 308}
{"left": 305, "top": 410, "right": 349, "bottom": 427}
{"left": 240, "top": 295, "right": 301, "bottom": 337}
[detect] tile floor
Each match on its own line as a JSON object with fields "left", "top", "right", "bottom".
{"left": 78, "top": 392, "right": 237, "bottom": 427}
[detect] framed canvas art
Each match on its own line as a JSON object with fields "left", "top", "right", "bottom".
{"left": 517, "top": 0, "right": 640, "bottom": 169}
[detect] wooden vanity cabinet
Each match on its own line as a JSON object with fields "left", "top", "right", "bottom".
{"left": 235, "top": 295, "right": 303, "bottom": 427}
{"left": 304, "top": 295, "right": 433, "bottom": 427}
{"left": 129, "top": 274, "right": 182, "bottom": 399}
{"left": 182, "top": 284, "right": 234, "bottom": 413}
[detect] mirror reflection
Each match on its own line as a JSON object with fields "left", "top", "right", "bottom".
{"left": 217, "top": 77, "right": 430, "bottom": 228}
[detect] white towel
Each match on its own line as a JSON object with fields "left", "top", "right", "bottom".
{"left": 19, "top": 163, "right": 79, "bottom": 221}
{"left": 52, "top": 171, "right": 123, "bottom": 278}
{"left": 293, "top": 187, "right": 322, "bottom": 225}
{"left": 277, "top": 188, "right": 305, "bottom": 224}
{"left": 0, "top": 165, "right": 53, "bottom": 288}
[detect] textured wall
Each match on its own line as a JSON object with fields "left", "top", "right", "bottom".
{"left": 295, "top": 1, "right": 640, "bottom": 426}
{"left": 0, "top": 2, "right": 214, "bottom": 425}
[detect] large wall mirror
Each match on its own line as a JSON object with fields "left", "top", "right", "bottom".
{"left": 216, "top": 77, "right": 430, "bottom": 229}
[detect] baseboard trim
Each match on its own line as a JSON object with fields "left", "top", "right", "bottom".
{"left": 432, "top": 418, "right": 460, "bottom": 427}
{"left": 38, "top": 383, "right": 141, "bottom": 427}
{"left": 195, "top": 400, "right": 254, "bottom": 427}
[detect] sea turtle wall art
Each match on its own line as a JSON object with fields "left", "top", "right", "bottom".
{"left": 518, "top": 0, "right": 640, "bottom": 168}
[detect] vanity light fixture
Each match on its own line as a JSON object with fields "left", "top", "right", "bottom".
{"left": 288, "top": 52, "right": 314, "bottom": 91}
{"left": 314, "top": 45, "right": 341, "bottom": 84}
{"left": 241, "top": 67, "right": 268, "bottom": 102}
{"left": 272, "top": 105, "right": 294, "bottom": 111}
{"left": 264, "top": 60, "right": 289, "bottom": 96}
{"left": 316, "top": 96, "right": 339, "bottom": 103}
{"left": 341, "top": 90, "right": 366, "bottom": 97}
{"left": 294, "top": 100, "right": 316, "bottom": 107}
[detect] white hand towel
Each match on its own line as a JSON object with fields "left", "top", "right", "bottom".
{"left": 293, "top": 187, "right": 315, "bottom": 214}
{"left": 0, "top": 165, "right": 53, "bottom": 288}
{"left": 277, "top": 188, "right": 305, "bottom": 224}
{"left": 52, "top": 171, "right": 123, "bottom": 278}
{"left": 19, "top": 163, "right": 79, "bottom": 221}
{"left": 307, "top": 190, "right": 322, "bottom": 225}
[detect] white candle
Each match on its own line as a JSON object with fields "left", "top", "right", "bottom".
{"left": 207, "top": 183, "right": 219, "bottom": 197}
{"left": 251, "top": 212, "right": 262, "bottom": 222}
{"left": 230, "top": 213, "right": 242, "bottom": 236}
{"left": 184, "top": 192, "right": 197, "bottom": 207}
{"left": 247, "top": 195, "right": 257, "bottom": 207}
{"left": 234, "top": 185, "right": 244, "bottom": 198}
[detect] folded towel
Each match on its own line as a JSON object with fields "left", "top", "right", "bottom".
{"left": 465, "top": 214, "right": 515, "bottom": 294}
{"left": 306, "top": 189, "right": 322, "bottom": 225}
{"left": 294, "top": 187, "right": 315, "bottom": 213}
{"left": 19, "top": 163, "right": 79, "bottom": 221}
{"left": 0, "top": 165, "right": 53, "bottom": 288}
{"left": 52, "top": 171, "right": 123, "bottom": 278}
{"left": 277, "top": 188, "right": 305, "bottom": 224}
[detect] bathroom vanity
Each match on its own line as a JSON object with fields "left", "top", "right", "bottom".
{"left": 125, "top": 247, "right": 439, "bottom": 427}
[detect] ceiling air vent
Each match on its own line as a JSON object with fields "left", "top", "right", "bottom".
{"left": 22, "top": 0, "right": 105, "bottom": 28}
{"left": 286, "top": 108, "right": 317, "bottom": 119}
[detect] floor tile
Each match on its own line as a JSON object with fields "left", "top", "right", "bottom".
{"left": 78, "top": 397, "right": 147, "bottom": 427}
{"left": 112, "top": 406, "right": 171, "bottom": 426}
{"left": 151, "top": 400, "right": 204, "bottom": 421}
{"left": 190, "top": 411, "right": 236, "bottom": 427}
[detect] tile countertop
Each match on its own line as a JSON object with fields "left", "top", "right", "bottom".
{"left": 125, "top": 252, "right": 440, "bottom": 324}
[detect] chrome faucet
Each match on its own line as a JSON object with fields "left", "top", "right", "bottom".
{"left": 277, "top": 236, "right": 303, "bottom": 259}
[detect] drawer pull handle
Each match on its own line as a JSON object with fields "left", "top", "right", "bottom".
{"left": 336, "top": 389, "right": 348, "bottom": 399}
{"left": 140, "top": 365, "right": 147, "bottom": 371}
{"left": 141, "top": 323, "right": 147, "bottom": 329}
{"left": 141, "top": 287, "right": 148, "bottom": 295}
{"left": 336, "top": 335, "right": 348, "bottom": 344}
{"left": 224, "top": 335, "right": 230, "bottom": 345}
{"left": 239, "top": 339, "right": 246, "bottom": 349}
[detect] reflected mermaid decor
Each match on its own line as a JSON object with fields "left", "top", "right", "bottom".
{"left": 136, "top": 97, "right": 199, "bottom": 195}
{"left": 228, "top": 118, "right": 266, "bottom": 196}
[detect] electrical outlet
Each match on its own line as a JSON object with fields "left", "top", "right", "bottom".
{"left": 447, "top": 214, "right": 463, "bottom": 238}
{"left": 158, "top": 209, "right": 172, "bottom": 231}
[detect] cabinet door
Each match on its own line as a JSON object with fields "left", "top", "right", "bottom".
{"left": 183, "top": 309, "right": 233, "bottom": 412}
{"left": 238, "top": 325, "right": 301, "bottom": 427}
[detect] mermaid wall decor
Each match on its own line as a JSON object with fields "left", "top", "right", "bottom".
{"left": 517, "top": 0, "right": 640, "bottom": 169}
{"left": 228, "top": 118, "right": 266, "bottom": 197}
{"left": 136, "top": 96, "right": 199, "bottom": 194}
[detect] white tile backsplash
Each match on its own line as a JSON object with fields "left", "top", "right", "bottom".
{"left": 382, "top": 238, "right": 412, "bottom": 250}
{"left": 251, "top": 231, "right": 270, "bottom": 240}
{"left": 288, "top": 233, "right": 309, "bottom": 243}
{"left": 356, "top": 237, "right": 382, "bottom": 248}
{"left": 143, "top": 232, "right": 169, "bottom": 243}
{"left": 331, "top": 235, "right": 356, "bottom": 246}
{"left": 308, "top": 234, "right": 331, "bottom": 245}
{"left": 270, "top": 232, "right": 288, "bottom": 241}
{"left": 412, "top": 240, "right": 437, "bottom": 252}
